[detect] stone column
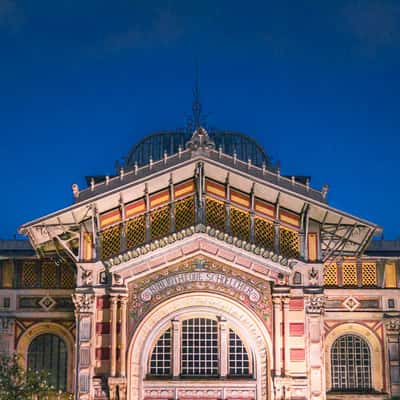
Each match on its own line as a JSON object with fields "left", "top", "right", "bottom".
{"left": 219, "top": 317, "right": 228, "bottom": 377}
{"left": 283, "top": 297, "right": 290, "bottom": 376}
{"left": 72, "top": 292, "right": 95, "bottom": 400}
{"left": 120, "top": 297, "right": 128, "bottom": 378}
{"left": 385, "top": 318, "right": 400, "bottom": 397}
{"left": 110, "top": 296, "right": 119, "bottom": 378}
{"left": 273, "top": 296, "right": 282, "bottom": 377}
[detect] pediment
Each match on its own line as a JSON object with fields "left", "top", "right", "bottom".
{"left": 105, "top": 230, "right": 302, "bottom": 285}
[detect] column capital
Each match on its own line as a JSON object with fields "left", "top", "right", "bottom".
{"left": 282, "top": 296, "right": 291, "bottom": 306}
{"left": 385, "top": 317, "right": 400, "bottom": 333}
{"left": 110, "top": 295, "right": 119, "bottom": 306}
{"left": 305, "top": 294, "right": 325, "bottom": 314}
{"left": 72, "top": 292, "right": 95, "bottom": 314}
{"left": 272, "top": 295, "right": 283, "bottom": 305}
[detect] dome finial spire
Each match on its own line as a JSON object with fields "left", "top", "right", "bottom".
{"left": 192, "top": 62, "right": 202, "bottom": 129}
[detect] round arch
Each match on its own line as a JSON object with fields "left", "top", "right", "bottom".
{"left": 127, "top": 292, "right": 273, "bottom": 400}
{"left": 16, "top": 322, "right": 75, "bottom": 393}
{"left": 324, "top": 323, "right": 384, "bottom": 393}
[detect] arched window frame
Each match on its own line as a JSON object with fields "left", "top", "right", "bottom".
{"left": 146, "top": 316, "right": 253, "bottom": 379}
{"left": 325, "top": 323, "right": 383, "bottom": 393}
{"left": 330, "top": 334, "right": 372, "bottom": 392}
{"left": 27, "top": 333, "right": 68, "bottom": 392}
{"left": 16, "top": 322, "right": 74, "bottom": 394}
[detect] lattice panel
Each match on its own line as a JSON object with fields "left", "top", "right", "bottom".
{"left": 324, "top": 263, "right": 338, "bottom": 286}
{"left": 100, "top": 225, "right": 122, "bottom": 259}
{"left": 61, "top": 264, "right": 75, "bottom": 288}
{"left": 126, "top": 215, "right": 146, "bottom": 249}
{"left": 205, "top": 197, "right": 225, "bottom": 231}
{"left": 21, "top": 261, "right": 38, "bottom": 288}
{"left": 361, "top": 263, "right": 377, "bottom": 287}
{"left": 151, "top": 206, "right": 170, "bottom": 240}
{"left": 230, "top": 207, "right": 250, "bottom": 241}
{"left": 41, "top": 262, "right": 57, "bottom": 288}
{"left": 254, "top": 217, "right": 274, "bottom": 250}
{"left": 175, "top": 196, "right": 195, "bottom": 232}
{"left": 279, "top": 228, "right": 300, "bottom": 258}
{"left": 342, "top": 263, "right": 358, "bottom": 286}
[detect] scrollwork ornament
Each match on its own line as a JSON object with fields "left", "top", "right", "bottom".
{"left": 72, "top": 293, "right": 95, "bottom": 313}
{"left": 305, "top": 294, "right": 325, "bottom": 314}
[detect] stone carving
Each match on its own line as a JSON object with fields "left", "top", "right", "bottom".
{"left": 305, "top": 294, "right": 325, "bottom": 314}
{"left": 385, "top": 318, "right": 400, "bottom": 332}
{"left": 0, "top": 317, "right": 14, "bottom": 334}
{"left": 308, "top": 267, "right": 319, "bottom": 286}
{"left": 80, "top": 267, "right": 93, "bottom": 286}
{"left": 128, "top": 256, "right": 272, "bottom": 333}
{"left": 186, "top": 127, "right": 215, "bottom": 151}
{"left": 113, "top": 273, "right": 123, "bottom": 286}
{"left": 343, "top": 295, "right": 360, "bottom": 312}
{"left": 38, "top": 295, "right": 56, "bottom": 311}
{"left": 72, "top": 293, "right": 95, "bottom": 313}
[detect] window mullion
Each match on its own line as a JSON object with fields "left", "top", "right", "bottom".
{"left": 219, "top": 317, "right": 228, "bottom": 377}
{"left": 172, "top": 319, "right": 181, "bottom": 377}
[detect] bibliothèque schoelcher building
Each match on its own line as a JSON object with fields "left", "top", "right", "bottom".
{"left": 0, "top": 99, "right": 399, "bottom": 400}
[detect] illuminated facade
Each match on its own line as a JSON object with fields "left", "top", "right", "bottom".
{"left": 0, "top": 124, "right": 399, "bottom": 400}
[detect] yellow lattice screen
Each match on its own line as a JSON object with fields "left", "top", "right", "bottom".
{"left": 126, "top": 215, "right": 146, "bottom": 249}
{"left": 254, "top": 217, "right": 274, "bottom": 250}
{"left": 324, "top": 263, "right": 338, "bottom": 286}
{"left": 100, "top": 225, "right": 122, "bottom": 259}
{"left": 205, "top": 197, "right": 226, "bottom": 231}
{"left": 150, "top": 206, "right": 170, "bottom": 240}
{"left": 175, "top": 196, "right": 195, "bottom": 231}
{"left": 21, "top": 261, "right": 37, "bottom": 288}
{"left": 60, "top": 264, "right": 75, "bottom": 288}
{"left": 230, "top": 207, "right": 250, "bottom": 241}
{"left": 361, "top": 263, "right": 377, "bottom": 287}
{"left": 279, "top": 228, "right": 300, "bottom": 258}
{"left": 41, "top": 262, "right": 57, "bottom": 288}
{"left": 342, "top": 263, "right": 358, "bottom": 286}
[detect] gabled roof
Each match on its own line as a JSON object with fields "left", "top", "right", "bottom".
{"left": 19, "top": 128, "right": 381, "bottom": 261}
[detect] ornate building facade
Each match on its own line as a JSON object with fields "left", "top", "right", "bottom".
{"left": 0, "top": 125, "right": 399, "bottom": 400}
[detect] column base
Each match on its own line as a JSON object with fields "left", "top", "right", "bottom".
{"left": 108, "top": 377, "right": 127, "bottom": 400}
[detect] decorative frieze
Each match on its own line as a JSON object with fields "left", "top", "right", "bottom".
{"left": 128, "top": 257, "right": 272, "bottom": 333}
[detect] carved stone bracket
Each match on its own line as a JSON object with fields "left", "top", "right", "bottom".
{"left": 305, "top": 294, "right": 325, "bottom": 314}
{"left": 108, "top": 377, "right": 127, "bottom": 400}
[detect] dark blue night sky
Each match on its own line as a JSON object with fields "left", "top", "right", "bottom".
{"left": 1, "top": 1, "right": 399, "bottom": 239}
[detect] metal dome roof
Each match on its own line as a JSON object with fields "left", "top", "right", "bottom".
{"left": 124, "top": 129, "right": 271, "bottom": 168}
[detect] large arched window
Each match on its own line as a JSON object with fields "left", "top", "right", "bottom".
{"left": 331, "top": 334, "right": 372, "bottom": 392}
{"left": 27, "top": 334, "right": 67, "bottom": 391}
{"left": 148, "top": 318, "right": 251, "bottom": 379}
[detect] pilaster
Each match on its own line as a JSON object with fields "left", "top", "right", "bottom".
{"left": 304, "top": 292, "right": 325, "bottom": 400}
{"left": 385, "top": 316, "right": 400, "bottom": 397}
{"left": 72, "top": 292, "right": 95, "bottom": 400}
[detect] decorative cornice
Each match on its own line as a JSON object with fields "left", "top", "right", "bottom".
{"left": 104, "top": 224, "right": 297, "bottom": 270}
